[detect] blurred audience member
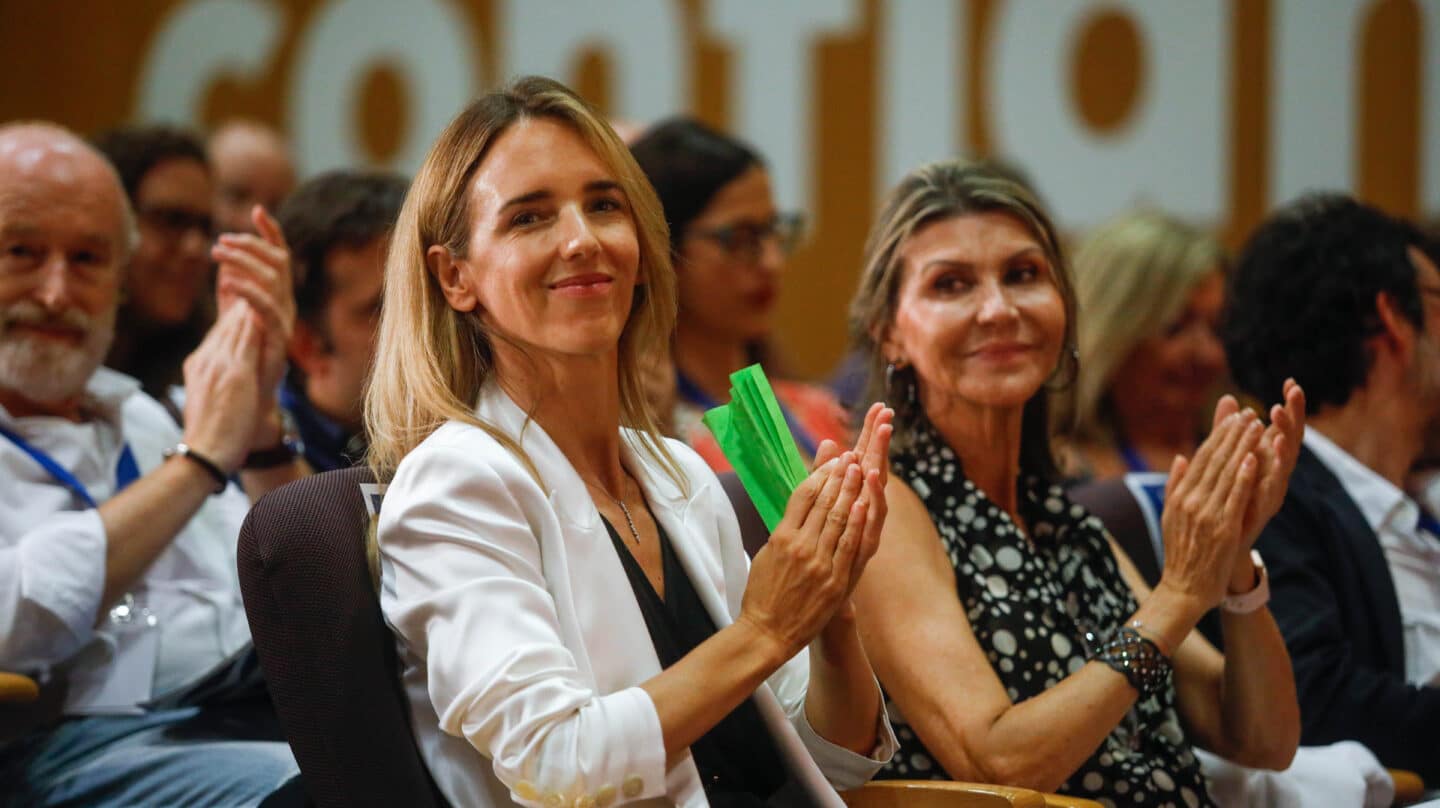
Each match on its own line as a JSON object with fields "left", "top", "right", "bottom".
{"left": 0, "top": 122, "right": 301, "bottom": 806}
{"left": 276, "top": 170, "right": 406, "bottom": 471}
{"left": 849, "top": 161, "right": 1303, "bottom": 802}
{"left": 630, "top": 118, "right": 849, "bottom": 469}
{"left": 1060, "top": 211, "right": 1228, "bottom": 481}
{"left": 92, "top": 126, "right": 215, "bottom": 412}
{"left": 1225, "top": 193, "right": 1440, "bottom": 783}
{"left": 209, "top": 120, "right": 296, "bottom": 236}
{"left": 607, "top": 117, "right": 648, "bottom": 145}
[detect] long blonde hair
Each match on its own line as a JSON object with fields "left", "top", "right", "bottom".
{"left": 1065, "top": 210, "right": 1225, "bottom": 441}
{"left": 848, "top": 159, "right": 1077, "bottom": 479}
{"left": 364, "top": 76, "right": 681, "bottom": 489}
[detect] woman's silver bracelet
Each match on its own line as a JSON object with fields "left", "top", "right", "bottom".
{"left": 1096, "top": 625, "right": 1172, "bottom": 698}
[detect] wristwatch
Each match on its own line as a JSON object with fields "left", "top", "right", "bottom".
{"left": 163, "top": 443, "right": 229, "bottom": 494}
{"left": 242, "top": 441, "right": 299, "bottom": 469}
{"left": 243, "top": 409, "right": 303, "bottom": 470}
{"left": 1221, "top": 550, "right": 1270, "bottom": 614}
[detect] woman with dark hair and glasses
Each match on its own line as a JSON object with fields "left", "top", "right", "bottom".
{"left": 92, "top": 125, "right": 294, "bottom": 428}
{"left": 631, "top": 118, "right": 850, "bottom": 470}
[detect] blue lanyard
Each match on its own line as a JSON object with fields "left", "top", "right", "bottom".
{"left": 675, "top": 370, "right": 820, "bottom": 458}
{"left": 1419, "top": 510, "right": 1440, "bottom": 538}
{"left": 1115, "top": 434, "right": 1150, "bottom": 474}
{"left": 0, "top": 422, "right": 139, "bottom": 509}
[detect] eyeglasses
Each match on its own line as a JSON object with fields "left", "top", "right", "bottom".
{"left": 137, "top": 205, "right": 215, "bottom": 244}
{"left": 685, "top": 212, "right": 806, "bottom": 263}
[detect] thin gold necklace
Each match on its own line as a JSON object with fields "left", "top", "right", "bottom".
{"left": 588, "top": 479, "right": 641, "bottom": 544}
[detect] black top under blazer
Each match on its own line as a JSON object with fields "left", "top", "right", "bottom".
{"left": 1256, "top": 446, "right": 1440, "bottom": 781}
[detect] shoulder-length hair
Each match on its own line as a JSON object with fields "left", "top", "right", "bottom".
{"left": 629, "top": 116, "right": 786, "bottom": 374}
{"left": 364, "top": 76, "right": 680, "bottom": 487}
{"left": 848, "top": 159, "right": 1078, "bottom": 480}
{"left": 1063, "top": 210, "right": 1226, "bottom": 442}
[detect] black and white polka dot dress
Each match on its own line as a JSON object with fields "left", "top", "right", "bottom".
{"left": 879, "top": 421, "right": 1213, "bottom": 808}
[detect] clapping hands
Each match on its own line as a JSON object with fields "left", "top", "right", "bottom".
{"left": 738, "top": 404, "right": 894, "bottom": 656}
{"left": 1213, "top": 379, "right": 1306, "bottom": 545}
{"left": 1158, "top": 381, "right": 1305, "bottom": 610}
{"left": 213, "top": 205, "right": 295, "bottom": 399}
{"left": 179, "top": 205, "right": 297, "bottom": 466}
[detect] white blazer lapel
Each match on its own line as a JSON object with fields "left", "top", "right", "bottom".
{"left": 472, "top": 386, "right": 665, "bottom": 693}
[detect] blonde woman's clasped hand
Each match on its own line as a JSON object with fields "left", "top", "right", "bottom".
{"left": 738, "top": 404, "right": 894, "bottom": 657}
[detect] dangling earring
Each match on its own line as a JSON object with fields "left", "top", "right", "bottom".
{"left": 886, "top": 358, "right": 918, "bottom": 417}
{"left": 1046, "top": 344, "right": 1080, "bottom": 390}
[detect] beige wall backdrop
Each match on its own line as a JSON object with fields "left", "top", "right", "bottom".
{"left": 2, "top": 0, "right": 1434, "bottom": 378}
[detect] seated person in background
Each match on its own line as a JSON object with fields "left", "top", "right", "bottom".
{"left": 95, "top": 125, "right": 294, "bottom": 425}
{"left": 1223, "top": 193, "right": 1440, "bottom": 783}
{"left": 368, "top": 77, "right": 897, "bottom": 807}
{"left": 629, "top": 118, "right": 849, "bottom": 470}
{"left": 91, "top": 126, "right": 216, "bottom": 412}
{"left": 0, "top": 123, "right": 303, "bottom": 806}
{"left": 208, "top": 119, "right": 296, "bottom": 237}
{"left": 1058, "top": 210, "right": 1229, "bottom": 482}
{"left": 276, "top": 170, "right": 407, "bottom": 471}
{"left": 847, "top": 160, "right": 1303, "bottom": 803}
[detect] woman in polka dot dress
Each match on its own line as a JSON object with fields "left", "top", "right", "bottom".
{"left": 845, "top": 161, "right": 1306, "bottom": 806}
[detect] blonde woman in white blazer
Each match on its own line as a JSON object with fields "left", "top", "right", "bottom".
{"left": 365, "top": 77, "right": 899, "bottom": 808}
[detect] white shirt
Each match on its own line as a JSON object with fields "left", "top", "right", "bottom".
{"left": 0, "top": 367, "right": 254, "bottom": 713}
{"left": 1304, "top": 429, "right": 1440, "bottom": 686}
{"left": 378, "top": 383, "right": 895, "bottom": 808}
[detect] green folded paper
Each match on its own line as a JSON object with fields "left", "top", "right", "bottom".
{"left": 701, "top": 364, "right": 810, "bottom": 531}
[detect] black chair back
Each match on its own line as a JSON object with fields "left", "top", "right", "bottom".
{"left": 238, "top": 467, "right": 447, "bottom": 808}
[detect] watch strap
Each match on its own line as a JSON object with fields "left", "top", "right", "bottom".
{"left": 243, "top": 441, "right": 299, "bottom": 470}
{"left": 163, "top": 443, "right": 229, "bottom": 494}
{"left": 1221, "top": 550, "right": 1270, "bottom": 614}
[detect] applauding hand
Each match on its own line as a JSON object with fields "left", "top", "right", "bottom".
{"left": 739, "top": 404, "right": 893, "bottom": 656}
{"left": 213, "top": 205, "right": 297, "bottom": 449}
{"left": 1208, "top": 379, "right": 1306, "bottom": 545}
{"left": 214, "top": 206, "right": 295, "bottom": 395}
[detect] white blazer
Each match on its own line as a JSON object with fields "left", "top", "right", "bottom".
{"left": 378, "top": 383, "right": 896, "bottom": 808}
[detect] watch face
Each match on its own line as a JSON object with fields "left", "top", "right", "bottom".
{"left": 1222, "top": 553, "right": 1269, "bottom": 614}
{"left": 278, "top": 408, "right": 303, "bottom": 453}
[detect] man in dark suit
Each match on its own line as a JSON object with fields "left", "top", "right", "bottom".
{"left": 1222, "top": 193, "right": 1440, "bottom": 782}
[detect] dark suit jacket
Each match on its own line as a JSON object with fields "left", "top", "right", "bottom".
{"left": 1257, "top": 446, "right": 1440, "bottom": 781}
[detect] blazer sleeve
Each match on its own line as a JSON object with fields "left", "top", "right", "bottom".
{"left": 379, "top": 437, "right": 667, "bottom": 807}
{"left": 699, "top": 453, "right": 898, "bottom": 788}
{"left": 1257, "top": 500, "right": 1440, "bottom": 782}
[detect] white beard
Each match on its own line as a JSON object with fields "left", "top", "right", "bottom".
{"left": 0, "top": 302, "right": 116, "bottom": 404}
